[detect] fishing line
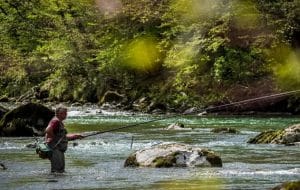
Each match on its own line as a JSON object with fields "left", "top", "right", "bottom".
{"left": 82, "top": 113, "right": 179, "bottom": 138}
{"left": 82, "top": 89, "right": 300, "bottom": 138}
{"left": 202, "top": 89, "right": 300, "bottom": 113}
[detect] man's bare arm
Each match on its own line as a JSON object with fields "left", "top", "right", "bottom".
{"left": 45, "top": 126, "right": 55, "bottom": 143}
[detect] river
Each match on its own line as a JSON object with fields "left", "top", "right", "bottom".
{"left": 0, "top": 110, "right": 299, "bottom": 190}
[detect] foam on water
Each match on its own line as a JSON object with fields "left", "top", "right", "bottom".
{"left": 221, "top": 167, "right": 300, "bottom": 176}
{"left": 0, "top": 142, "right": 23, "bottom": 150}
{"left": 67, "top": 107, "right": 138, "bottom": 117}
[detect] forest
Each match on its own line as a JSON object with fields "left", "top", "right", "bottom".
{"left": 1, "top": 0, "right": 300, "bottom": 112}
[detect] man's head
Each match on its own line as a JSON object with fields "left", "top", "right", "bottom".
{"left": 55, "top": 105, "right": 68, "bottom": 121}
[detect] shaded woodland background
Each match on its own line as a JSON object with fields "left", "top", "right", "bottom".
{"left": 1, "top": 0, "right": 300, "bottom": 112}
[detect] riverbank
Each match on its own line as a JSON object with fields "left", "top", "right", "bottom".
{"left": 1, "top": 99, "right": 300, "bottom": 119}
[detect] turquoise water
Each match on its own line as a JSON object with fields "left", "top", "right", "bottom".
{"left": 0, "top": 114, "right": 299, "bottom": 189}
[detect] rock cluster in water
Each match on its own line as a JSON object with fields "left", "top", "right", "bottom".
{"left": 247, "top": 124, "right": 300, "bottom": 145}
{"left": 124, "top": 143, "right": 222, "bottom": 168}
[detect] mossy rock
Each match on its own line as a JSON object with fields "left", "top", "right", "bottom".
{"left": 203, "top": 151, "right": 223, "bottom": 167}
{"left": 272, "top": 181, "right": 300, "bottom": 190}
{"left": 247, "top": 124, "right": 300, "bottom": 144}
{"left": 153, "top": 156, "right": 175, "bottom": 167}
{"left": 211, "top": 127, "right": 239, "bottom": 134}
{"left": 124, "top": 143, "right": 222, "bottom": 168}
{"left": 247, "top": 129, "right": 285, "bottom": 144}
{"left": 152, "top": 151, "right": 180, "bottom": 167}
{"left": 0, "top": 103, "right": 54, "bottom": 136}
{"left": 124, "top": 154, "right": 139, "bottom": 167}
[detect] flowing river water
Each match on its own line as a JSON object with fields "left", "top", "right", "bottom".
{"left": 0, "top": 110, "right": 299, "bottom": 190}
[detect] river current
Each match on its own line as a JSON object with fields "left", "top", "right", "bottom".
{"left": 0, "top": 109, "right": 299, "bottom": 189}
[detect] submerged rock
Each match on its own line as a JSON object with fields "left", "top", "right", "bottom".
{"left": 211, "top": 127, "right": 239, "bottom": 134}
{"left": 124, "top": 143, "right": 222, "bottom": 168}
{"left": 0, "top": 163, "right": 7, "bottom": 170}
{"left": 165, "top": 122, "right": 191, "bottom": 130}
{"left": 26, "top": 143, "right": 37, "bottom": 148}
{"left": 247, "top": 124, "right": 300, "bottom": 144}
{"left": 271, "top": 181, "right": 300, "bottom": 190}
{"left": 0, "top": 103, "right": 54, "bottom": 137}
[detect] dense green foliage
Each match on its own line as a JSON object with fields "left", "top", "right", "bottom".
{"left": 0, "top": 0, "right": 300, "bottom": 109}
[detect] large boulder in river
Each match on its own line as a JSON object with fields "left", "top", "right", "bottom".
{"left": 247, "top": 124, "right": 300, "bottom": 144}
{"left": 124, "top": 143, "right": 222, "bottom": 168}
{"left": 0, "top": 103, "right": 54, "bottom": 137}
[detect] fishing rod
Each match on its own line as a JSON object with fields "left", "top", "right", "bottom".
{"left": 82, "top": 114, "right": 179, "bottom": 138}
{"left": 81, "top": 89, "right": 300, "bottom": 138}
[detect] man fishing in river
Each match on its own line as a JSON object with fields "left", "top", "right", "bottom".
{"left": 45, "top": 105, "right": 83, "bottom": 173}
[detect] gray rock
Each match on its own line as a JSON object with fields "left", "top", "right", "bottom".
{"left": 248, "top": 124, "right": 300, "bottom": 144}
{"left": 124, "top": 143, "right": 222, "bottom": 168}
{"left": 165, "top": 123, "right": 191, "bottom": 130}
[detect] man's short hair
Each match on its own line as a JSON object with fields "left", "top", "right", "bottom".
{"left": 55, "top": 105, "right": 67, "bottom": 115}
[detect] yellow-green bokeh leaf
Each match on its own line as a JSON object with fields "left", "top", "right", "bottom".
{"left": 123, "top": 36, "right": 160, "bottom": 72}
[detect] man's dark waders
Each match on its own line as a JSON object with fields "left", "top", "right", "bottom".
{"left": 48, "top": 122, "right": 68, "bottom": 173}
